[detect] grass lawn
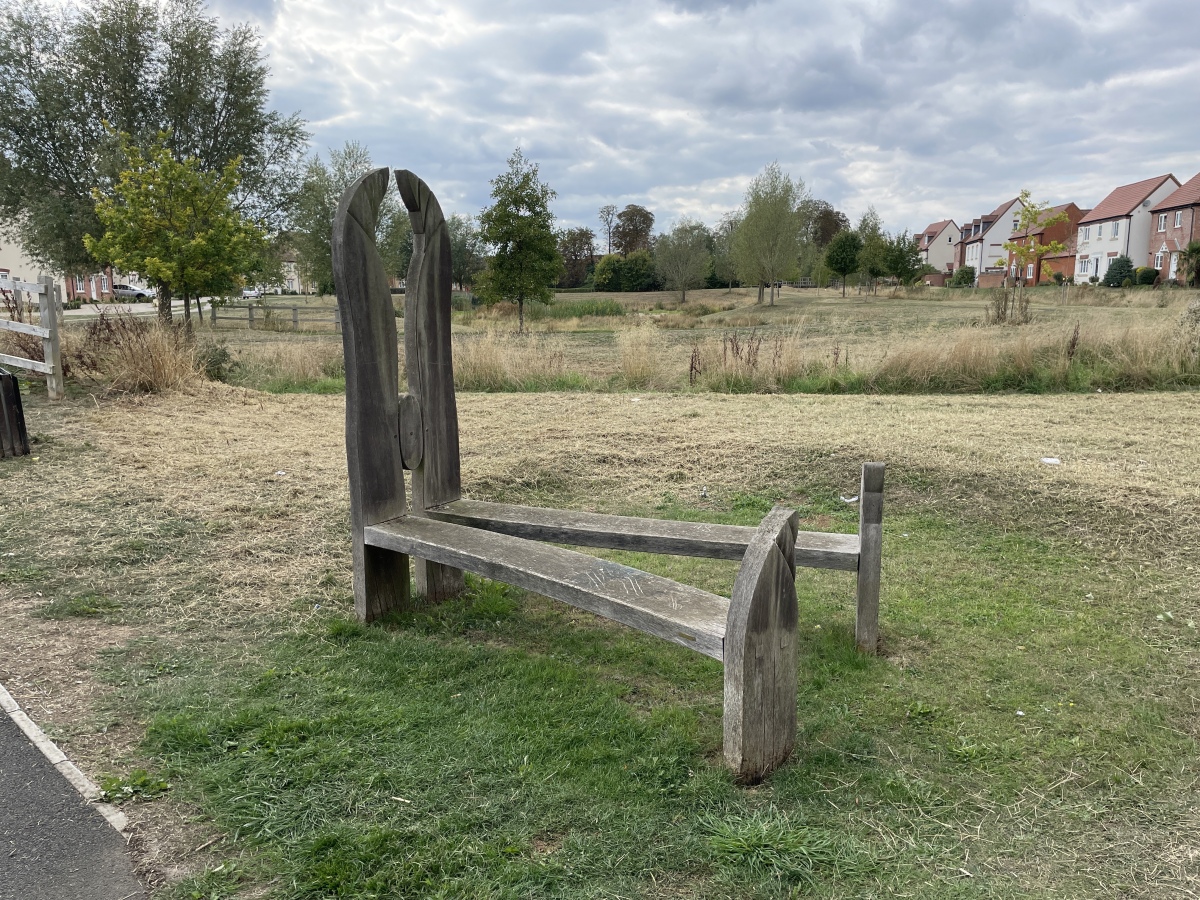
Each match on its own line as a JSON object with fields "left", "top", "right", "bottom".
{"left": 0, "top": 366, "right": 1197, "bottom": 895}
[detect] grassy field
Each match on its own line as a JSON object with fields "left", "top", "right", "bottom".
{"left": 1, "top": 374, "right": 1198, "bottom": 897}
{"left": 192, "top": 285, "right": 1200, "bottom": 395}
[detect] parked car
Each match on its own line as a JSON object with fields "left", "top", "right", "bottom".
{"left": 112, "top": 283, "right": 154, "bottom": 300}
{"left": 242, "top": 287, "right": 261, "bottom": 299}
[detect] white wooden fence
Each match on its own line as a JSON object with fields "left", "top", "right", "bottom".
{"left": 0, "top": 276, "right": 64, "bottom": 399}
{"left": 211, "top": 304, "right": 341, "bottom": 332}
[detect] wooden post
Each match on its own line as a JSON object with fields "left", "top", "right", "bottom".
{"left": 332, "top": 168, "right": 411, "bottom": 621}
{"left": 0, "top": 367, "right": 30, "bottom": 458}
{"left": 724, "top": 506, "right": 799, "bottom": 782}
{"left": 396, "top": 169, "right": 465, "bottom": 602}
{"left": 292, "top": 306, "right": 299, "bottom": 330}
{"left": 247, "top": 305, "right": 256, "bottom": 329}
{"left": 855, "top": 462, "right": 885, "bottom": 654}
{"left": 38, "top": 277, "right": 63, "bottom": 400}
{"left": 334, "top": 306, "right": 342, "bottom": 333}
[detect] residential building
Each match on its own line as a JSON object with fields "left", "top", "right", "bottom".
{"left": 1074, "top": 174, "right": 1179, "bottom": 283}
{"left": 1147, "top": 170, "right": 1200, "bottom": 282}
{"left": 957, "top": 198, "right": 1022, "bottom": 282}
{"left": 0, "top": 234, "right": 68, "bottom": 300}
{"left": 1005, "top": 203, "right": 1088, "bottom": 286}
{"left": 916, "top": 219, "right": 959, "bottom": 273}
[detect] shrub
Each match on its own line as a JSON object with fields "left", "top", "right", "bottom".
{"left": 1103, "top": 255, "right": 1134, "bottom": 287}
{"left": 592, "top": 251, "right": 660, "bottom": 292}
{"left": 1121, "top": 277, "right": 1133, "bottom": 288}
{"left": 1136, "top": 266, "right": 1159, "bottom": 286}
{"left": 950, "top": 265, "right": 975, "bottom": 287}
{"left": 70, "top": 311, "right": 201, "bottom": 393}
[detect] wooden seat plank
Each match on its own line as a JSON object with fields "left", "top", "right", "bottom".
{"left": 426, "top": 499, "right": 861, "bottom": 571}
{"left": 365, "top": 515, "right": 729, "bottom": 660}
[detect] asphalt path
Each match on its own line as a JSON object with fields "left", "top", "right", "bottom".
{"left": 0, "top": 714, "right": 144, "bottom": 900}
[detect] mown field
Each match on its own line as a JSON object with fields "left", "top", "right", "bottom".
{"left": 1, "top": 286, "right": 1198, "bottom": 898}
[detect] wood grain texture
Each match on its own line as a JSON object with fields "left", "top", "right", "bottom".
{"left": 855, "top": 462, "right": 885, "bottom": 654}
{"left": 396, "top": 169, "right": 464, "bottom": 602}
{"left": 0, "top": 353, "right": 52, "bottom": 375}
{"left": 0, "top": 368, "right": 30, "bottom": 458}
{"left": 365, "top": 515, "right": 730, "bottom": 660}
{"left": 723, "top": 506, "right": 799, "bottom": 782}
{"left": 332, "top": 167, "right": 411, "bottom": 621}
{"left": 397, "top": 393, "right": 424, "bottom": 470}
{"left": 427, "top": 498, "right": 861, "bottom": 569}
{"left": 0, "top": 319, "right": 50, "bottom": 339}
{"left": 38, "top": 278, "right": 63, "bottom": 400}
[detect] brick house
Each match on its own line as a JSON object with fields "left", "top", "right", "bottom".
{"left": 916, "top": 219, "right": 959, "bottom": 273}
{"left": 1074, "top": 174, "right": 1179, "bottom": 283}
{"left": 1146, "top": 170, "right": 1200, "bottom": 282}
{"left": 1005, "top": 203, "right": 1088, "bottom": 286}
{"left": 957, "top": 198, "right": 1021, "bottom": 282}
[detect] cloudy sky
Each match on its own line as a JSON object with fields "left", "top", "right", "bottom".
{"left": 213, "top": 0, "right": 1200, "bottom": 238}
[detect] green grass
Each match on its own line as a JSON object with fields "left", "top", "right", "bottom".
{"left": 101, "top": 494, "right": 1197, "bottom": 898}
{"left": 35, "top": 592, "right": 121, "bottom": 619}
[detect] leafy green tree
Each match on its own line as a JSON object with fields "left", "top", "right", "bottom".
{"left": 0, "top": 0, "right": 306, "bottom": 275}
{"left": 85, "top": 133, "right": 269, "bottom": 325}
{"left": 710, "top": 211, "right": 741, "bottom": 291}
{"left": 950, "top": 265, "right": 976, "bottom": 287}
{"left": 476, "top": 149, "right": 562, "bottom": 332}
{"left": 612, "top": 205, "right": 654, "bottom": 256}
{"left": 884, "top": 230, "right": 922, "bottom": 286}
{"left": 448, "top": 215, "right": 485, "bottom": 291}
{"left": 809, "top": 200, "right": 851, "bottom": 247}
{"left": 654, "top": 218, "right": 710, "bottom": 303}
{"left": 593, "top": 251, "right": 658, "bottom": 292}
{"left": 1178, "top": 240, "right": 1200, "bottom": 287}
{"left": 598, "top": 205, "right": 617, "bottom": 255}
{"left": 824, "top": 230, "right": 862, "bottom": 297}
{"left": 856, "top": 207, "right": 888, "bottom": 294}
{"left": 1103, "top": 255, "right": 1135, "bottom": 288}
{"left": 557, "top": 226, "right": 595, "bottom": 288}
{"left": 733, "top": 162, "right": 807, "bottom": 305}
{"left": 998, "top": 189, "right": 1068, "bottom": 322}
{"left": 292, "top": 142, "right": 409, "bottom": 295}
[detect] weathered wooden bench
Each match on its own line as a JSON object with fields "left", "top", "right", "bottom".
{"left": 332, "top": 168, "right": 884, "bottom": 781}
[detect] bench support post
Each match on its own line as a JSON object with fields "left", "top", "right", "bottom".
{"left": 855, "top": 462, "right": 885, "bottom": 653}
{"left": 724, "top": 506, "right": 799, "bottom": 782}
{"left": 333, "top": 168, "right": 412, "bottom": 620}
{"left": 396, "top": 170, "right": 465, "bottom": 603}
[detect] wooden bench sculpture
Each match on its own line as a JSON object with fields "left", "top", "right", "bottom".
{"left": 332, "top": 168, "right": 884, "bottom": 781}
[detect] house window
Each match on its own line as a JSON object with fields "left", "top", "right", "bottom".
{"left": 1175, "top": 211, "right": 1183, "bottom": 228}
{"left": 101, "top": 275, "right": 109, "bottom": 291}
{"left": 1081, "top": 226, "right": 1090, "bottom": 241}
{"left": 0, "top": 269, "right": 9, "bottom": 282}
{"left": 74, "top": 275, "right": 84, "bottom": 291}
{"left": 1077, "top": 256, "right": 1089, "bottom": 273}
{"left": 1154, "top": 252, "right": 1164, "bottom": 268}
{"left": 1158, "top": 214, "right": 1167, "bottom": 231}
{"left": 1027, "top": 263, "right": 1035, "bottom": 279}
{"left": 1097, "top": 223, "right": 1104, "bottom": 238}
{"left": 1012, "top": 218, "right": 1019, "bottom": 231}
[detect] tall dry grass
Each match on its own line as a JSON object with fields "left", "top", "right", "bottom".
{"left": 689, "top": 330, "right": 819, "bottom": 392}
{"left": 617, "top": 326, "right": 667, "bottom": 388}
{"left": 453, "top": 330, "right": 578, "bottom": 391}
{"left": 53, "top": 311, "right": 201, "bottom": 393}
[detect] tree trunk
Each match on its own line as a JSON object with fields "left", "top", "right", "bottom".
{"left": 183, "top": 292, "right": 192, "bottom": 324}
{"left": 841, "top": 277, "right": 846, "bottom": 298}
{"left": 158, "top": 287, "right": 172, "bottom": 323}
{"left": 195, "top": 295, "right": 205, "bottom": 325}
{"left": 518, "top": 297, "right": 524, "bottom": 333}
{"left": 757, "top": 283, "right": 764, "bottom": 305}
{"left": 680, "top": 288, "right": 686, "bottom": 305}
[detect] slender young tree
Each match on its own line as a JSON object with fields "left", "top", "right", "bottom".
{"left": 654, "top": 218, "right": 711, "bottom": 303}
{"left": 448, "top": 214, "right": 485, "bottom": 291}
{"left": 824, "top": 230, "right": 862, "bottom": 297}
{"left": 732, "top": 162, "right": 808, "bottom": 305}
{"left": 476, "top": 149, "right": 562, "bottom": 332}
{"left": 1000, "top": 189, "right": 1067, "bottom": 323}
{"left": 598, "top": 204, "right": 617, "bottom": 255}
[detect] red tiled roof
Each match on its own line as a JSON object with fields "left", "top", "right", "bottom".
{"left": 1151, "top": 171, "right": 1200, "bottom": 212}
{"left": 1010, "top": 203, "right": 1085, "bottom": 239}
{"left": 918, "top": 219, "right": 955, "bottom": 247}
{"left": 1079, "top": 175, "right": 1178, "bottom": 224}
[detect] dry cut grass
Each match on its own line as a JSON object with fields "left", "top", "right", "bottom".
{"left": 453, "top": 329, "right": 573, "bottom": 391}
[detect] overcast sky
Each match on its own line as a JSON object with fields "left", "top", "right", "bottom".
{"left": 213, "top": 0, "right": 1200, "bottom": 238}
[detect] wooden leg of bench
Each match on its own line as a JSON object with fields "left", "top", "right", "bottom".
{"left": 413, "top": 558, "right": 465, "bottom": 604}
{"left": 855, "top": 462, "right": 885, "bottom": 654}
{"left": 724, "top": 506, "right": 799, "bottom": 783}
{"left": 357, "top": 541, "right": 412, "bottom": 621}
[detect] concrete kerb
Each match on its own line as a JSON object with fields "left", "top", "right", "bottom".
{"left": 0, "top": 681, "right": 128, "bottom": 834}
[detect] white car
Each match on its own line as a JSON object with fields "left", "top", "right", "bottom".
{"left": 242, "top": 287, "right": 261, "bottom": 299}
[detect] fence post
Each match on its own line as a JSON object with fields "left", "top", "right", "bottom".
{"left": 247, "top": 305, "right": 256, "bottom": 329}
{"left": 292, "top": 306, "right": 299, "bottom": 330}
{"left": 334, "top": 306, "right": 341, "bottom": 333}
{"left": 855, "top": 462, "right": 885, "bottom": 653}
{"left": 37, "top": 276, "right": 63, "bottom": 400}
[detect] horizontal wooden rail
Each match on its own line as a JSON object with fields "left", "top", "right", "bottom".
{"left": 365, "top": 515, "right": 731, "bottom": 659}
{"left": 0, "top": 352, "right": 53, "bottom": 375}
{"left": 426, "top": 498, "right": 861, "bottom": 571}
{"left": 0, "top": 320, "right": 50, "bottom": 339}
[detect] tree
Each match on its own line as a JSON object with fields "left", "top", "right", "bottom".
{"left": 733, "top": 162, "right": 807, "bottom": 305}
{"left": 593, "top": 251, "right": 658, "bottom": 292}
{"left": 856, "top": 207, "right": 887, "bottom": 294}
{"left": 447, "top": 215, "right": 485, "bottom": 291}
{"left": 1000, "top": 190, "right": 1068, "bottom": 322}
{"left": 612, "top": 204, "right": 654, "bottom": 256}
{"left": 476, "top": 149, "right": 562, "bottom": 332}
{"left": 884, "top": 230, "right": 922, "bottom": 286}
{"left": 809, "top": 200, "right": 851, "bottom": 247}
{"left": 654, "top": 218, "right": 710, "bottom": 303}
{"left": 1103, "top": 255, "right": 1135, "bottom": 288}
{"left": 825, "top": 230, "right": 862, "bottom": 297}
{"left": 0, "top": 0, "right": 306, "bottom": 275}
{"left": 1178, "top": 240, "right": 1200, "bottom": 287}
{"left": 711, "top": 211, "right": 741, "bottom": 292}
{"left": 557, "top": 226, "right": 595, "bottom": 288}
{"left": 85, "top": 133, "right": 269, "bottom": 325}
{"left": 598, "top": 204, "right": 617, "bottom": 255}
{"left": 292, "top": 142, "right": 409, "bottom": 296}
